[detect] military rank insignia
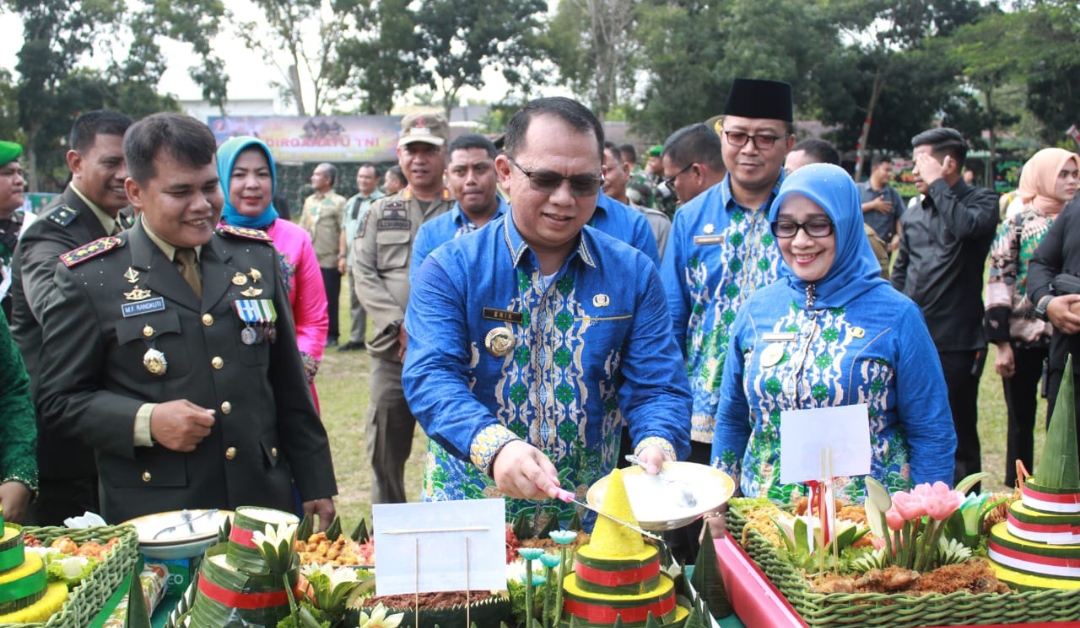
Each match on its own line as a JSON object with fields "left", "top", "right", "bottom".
{"left": 60, "top": 236, "right": 123, "bottom": 267}
{"left": 217, "top": 224, "right": 273, "bottom": 242}
{"left": 47, "top": 205, "right": 79, "bottom": 227}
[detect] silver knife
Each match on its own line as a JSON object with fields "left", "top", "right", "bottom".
{"left": 556, "top": 490, "right": 661, "bottom": 541}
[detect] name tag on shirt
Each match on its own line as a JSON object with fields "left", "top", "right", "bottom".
{"left": 377, "top": 218, "right": 411, "bottom": 230}
{"left": 693, "top": 235, "right": 724, "bottom": 245}
{"left": 483, "top": 307, "right": 523, "bottom": 324}
{"left": 762, "top": 332, "right": 798, "bottom": 342}
{"left": 121, "top": 297, "right": 166, "bottom": 318}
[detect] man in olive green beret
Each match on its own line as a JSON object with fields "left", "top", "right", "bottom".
{"left": 0, "top": 141, "right": 35, "bottom": 320}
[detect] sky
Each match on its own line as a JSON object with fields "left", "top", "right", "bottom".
{"left": 0, "top": 1, "right": 525, "bottom": 114}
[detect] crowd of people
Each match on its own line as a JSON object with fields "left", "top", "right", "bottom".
{"left": 0, "top": 79, "right": 1078, "bottom": 572}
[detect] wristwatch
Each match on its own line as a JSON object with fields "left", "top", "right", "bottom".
{"left": 1033, "top": 295, "right": 1054, "bottom": 321}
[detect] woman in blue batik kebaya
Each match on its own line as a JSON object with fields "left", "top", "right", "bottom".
{"left": 712, "top": 163, "right": 956, "bottom": 504}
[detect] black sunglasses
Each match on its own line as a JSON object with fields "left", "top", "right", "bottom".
{"left": 770, "top": 218, "right": 835, "bottom": 238}
{"left": 507, "top": 156, "right": 603, "bottom": 198}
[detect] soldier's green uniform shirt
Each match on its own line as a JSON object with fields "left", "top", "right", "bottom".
{"left": 35, "top": 218, "right": 337, "bottom": 523}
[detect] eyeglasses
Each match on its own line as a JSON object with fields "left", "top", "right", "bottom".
{"left": 506, "top": 156, "right": 603, "bottom": 198}
{"left": 662, "top": 163, "right": 693, "bottom": 190}
{"left": 770, "top": 218, "right": 835, "bottom": 238}
{"left": 724, "top": 131, "right": 787, "bottom": 150}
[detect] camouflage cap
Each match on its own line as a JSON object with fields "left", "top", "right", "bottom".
{"left": 398, "top": 113, "right": 449, "bottom": 147}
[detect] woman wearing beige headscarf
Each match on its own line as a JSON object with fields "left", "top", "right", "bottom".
{"left": 985, "top": 148, "right": 1080, "bottom": 486}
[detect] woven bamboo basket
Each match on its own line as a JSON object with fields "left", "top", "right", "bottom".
{"left": 727, "top": 501, "right": 1080, "bottom": 627}
{"left": 0, "top": 524, "right": 139, "bottom": 628}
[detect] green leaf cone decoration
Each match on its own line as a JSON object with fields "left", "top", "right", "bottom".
{"left": 1036, "top": 354, "right": 1080, "bottom": 489}
{"left": 216, "top": 515, "right": 232, "bottom": 544}
{"left": 350, "top": 518, "right": 369, "bottom": 543}
{"left": 124, "top": 566, "right": 152, "bottom": 628}
{"left": 683, "top": 599, "right": 707, "bottom": 628}
{"left": 644, "top": 611, "right": 662, "bottom": 628}
{"left": 612, "top": 615, "right": 625, "bottom": 627}
{"left": 513, "top": 511, "right": 533, "bottom": 540}
{"left": 567, "top": 509, "right": 583, "bottom": 532}
{"left": 537, "top": 507, "right": 561, "bottom": 539}
{"left": 569, "top": 614, "right": 583, "bottom": 628}
{"left": 691, "top": 523, "right": 732, "bottom": 619}
{"left": 296, "top": 514, "right": 313, "bottom": 543}
{"left": 325, "top": 515, "right": 343, "bottom": 541}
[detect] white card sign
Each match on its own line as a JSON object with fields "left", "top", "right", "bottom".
{"left": 779, "top": 404, "right": 872, "bottom": 485}
{"left": 373, "top": 499, "right": 507, "bottom": 596}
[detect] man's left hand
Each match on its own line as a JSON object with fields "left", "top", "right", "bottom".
{"left": 0, "top": 482, "right": 31, "bottom": 524}
{"left": 634, "top": 445, "right": 672, "bottom": 475}
{"left": 302, "top": 498, "right": 336, "bottom": 532}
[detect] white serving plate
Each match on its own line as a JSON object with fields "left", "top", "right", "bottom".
{"left": 586, "top": 462, "right": 735, "bottom": 532}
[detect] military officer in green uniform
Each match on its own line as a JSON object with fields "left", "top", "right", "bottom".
{"left": 10, "top": 110, "right": 133, "bottom": 525}
{"left": 36, "top": 113, "right": 338, "bottom": 526}
{"left": 353, "top": 112, "right": 454, "bottom": 504}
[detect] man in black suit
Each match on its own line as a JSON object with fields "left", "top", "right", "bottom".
{"left": 11, "top": 110, "right": 133, "bottom": 524}
{"left": 35, "top": 113, "right": 338, "bottom": 526}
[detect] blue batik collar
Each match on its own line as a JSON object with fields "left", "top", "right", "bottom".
{"left": 719, "top": 169, "right": 786, "bottom": 214}
{"left": 501, "top": 210, "right": 597, "bottom": 271}
{"left": 451, "top": 196, "right": 508, "bottom": 228}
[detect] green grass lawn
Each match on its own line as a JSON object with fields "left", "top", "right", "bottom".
{"left": 317, "top": 291, "right": 1041, "bottom": 528}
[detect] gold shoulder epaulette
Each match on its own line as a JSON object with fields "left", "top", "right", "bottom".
{"left": 60, "top": 236, "right": 123, "bottom": 267}
{"left": 216, "top": 225, "right": 273, "bottom": 242}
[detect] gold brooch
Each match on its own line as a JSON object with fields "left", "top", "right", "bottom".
{"left": 240, "top": 287, "right": 264, "bottom": 297}
{"left": 484, "top": 328, "right": 516, "bottom": 358}
{"left": 232, "top": 272, "right": 248, "bottom": 285}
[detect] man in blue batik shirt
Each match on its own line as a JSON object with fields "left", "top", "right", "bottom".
{"left": 403, "top": 97, "right": 691, "bottom": 529}
{"left": 410, "top": 133, "right": 508, "bottom": 283}
{"left": 659, "top": 79, "right": 794, "bottom": 561}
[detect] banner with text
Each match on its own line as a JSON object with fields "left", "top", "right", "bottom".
{"left": 209, "top": 115, "right": 403, "bottom": 163}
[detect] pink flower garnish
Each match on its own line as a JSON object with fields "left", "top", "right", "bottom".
{"left": 921, "top": 481, "right": 964, "bottom": 520}
{"left": 890, "top": 490, "right": 927, "bottom": 521}
{"left": 885, "top": 507, "right": 905, "bottom": 531}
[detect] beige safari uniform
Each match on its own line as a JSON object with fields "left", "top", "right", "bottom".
{"left": 353, "top": 186, "right": 453, "bottom": 503}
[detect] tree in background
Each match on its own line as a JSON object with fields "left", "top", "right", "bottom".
{"left": 546, "top": 0, "right": 638, "bottom": 122}
{"left": 3, "top": 0, "right": 227, "bottom": 190}
{"left": 333, "top": 0, "right": 429, "bottom": 115}
{"left": 413, "top": 0, "right": 548, "bottom": 120}
{"left": 235, "top": 0, "right": 359, "bottom": 116}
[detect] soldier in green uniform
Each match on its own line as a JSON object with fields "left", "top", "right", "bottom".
{"left": 10, "top": 111, "right": 133, "bottom": 525}
{"left": 353, "top": 112, "right": 454, "bottom": 504}
{"left": 35, "top": 113, "right": 338, "bottom": 526}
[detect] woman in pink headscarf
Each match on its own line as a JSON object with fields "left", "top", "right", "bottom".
{"left": 985, "top": 148, "right": 1080, "bottom": 486}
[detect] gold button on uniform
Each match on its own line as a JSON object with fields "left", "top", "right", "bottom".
{"left": 202, "top": 313, "right": 214, "bottom": 326}
{"left": 270, "top": 447, "right": 278, "bottom": 457}
{"left": 141, "top": 471, "right": 151, "bottom": 482}
{"left": 225, "top": 447, "right": 237, "bottom": 460}
{"left": 211, "top": 356, "right": 224, "bottom": 369}
{"left": 142, "top": 325, "right": 154, "bottom": 337}
{"left": 220, "top": 401, "right": 232, "bottom": 414}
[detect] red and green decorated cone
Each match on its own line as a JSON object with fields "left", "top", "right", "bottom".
{"left": 225, "top": 506, "right": 299, "bottom": 574}
{"left": 190, "top": 543, "right": 300, "bottom": 626}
